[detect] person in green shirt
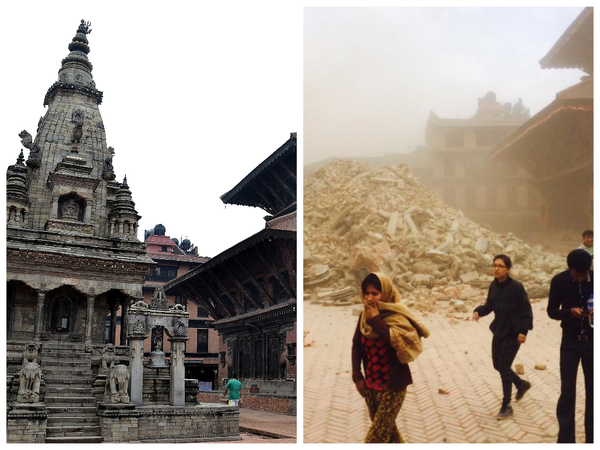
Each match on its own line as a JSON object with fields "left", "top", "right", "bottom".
{"left": 223, "top": 374, "right": 243, "bottom": 406}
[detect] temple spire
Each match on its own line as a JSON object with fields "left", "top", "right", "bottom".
{"left": 44, "top": 19, "right": 102, "bottom": 106}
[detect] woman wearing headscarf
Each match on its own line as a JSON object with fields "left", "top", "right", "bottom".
{"left": 351, "top": 272, "right": 430, "bottom": 443}
{"left": 473, "top": 254, "right": 533, "bottom": 420}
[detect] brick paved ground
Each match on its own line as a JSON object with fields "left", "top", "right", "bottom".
{"left": 303, "top": 301, "right": 589, "bottom": 443}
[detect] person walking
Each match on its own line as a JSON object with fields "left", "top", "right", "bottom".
{"left": 352, "top": 272, "right": 429, "bottom": 443}
{"left": 473, "top": 254, "right": 533, "bottom": 420}
{"left": 223, "top": 374, "right": 243, "bottom": 406}
{"left": 547, "top": 249, "right": 593, "bottom": 443}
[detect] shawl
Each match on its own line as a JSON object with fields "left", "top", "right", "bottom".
{"left": 359, "top": 272, "right": 430, "bottom": 364}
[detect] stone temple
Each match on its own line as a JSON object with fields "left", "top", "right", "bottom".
{"left": 6, "top": 20, "right": 240, "bottom": 443}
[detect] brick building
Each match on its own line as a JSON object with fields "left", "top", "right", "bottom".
{"left": 410, "top": 92, "right": 541, "bottom": 235}
{"left": 141, "top": 225, "right": 220, "bottom": 388}
{"left": 165, "top": 133, "right": 297, "bottom": 415}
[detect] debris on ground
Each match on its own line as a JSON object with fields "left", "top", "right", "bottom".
{"left": 304, "top": 160, "right": 565, "bottom": 318}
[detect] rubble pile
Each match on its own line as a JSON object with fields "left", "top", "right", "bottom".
{"left": 304, "top": 159, "right": 566, "bottom": 317}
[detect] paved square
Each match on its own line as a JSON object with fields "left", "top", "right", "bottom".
{"left": 304, "top": 301, "right": 589, "bottom": 443}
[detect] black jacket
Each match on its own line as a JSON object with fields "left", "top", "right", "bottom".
{"left": 474, "top": 277, "right": 533, "bottom": 340}
{"left": 547, "top": 269, "right": 593, "bottom": 338}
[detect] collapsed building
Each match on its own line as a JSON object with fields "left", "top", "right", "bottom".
{"left": 164, "top": 134, "right": 297, "bottom": 415}
{"left": 304, "top": 159, "right": 567, "bottom": 316}
{"left": 6, "top": 20, "right": 239, "bottom": 443}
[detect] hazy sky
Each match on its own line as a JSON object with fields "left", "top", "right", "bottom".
{"left": 304, "top": 6, "right": 586, "bottom": 166}
{"left": 0, "top": 2, "right": 301, "bottom": 257}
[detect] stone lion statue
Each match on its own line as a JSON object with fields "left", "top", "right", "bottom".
{"left": 18, "top": 341, "right": 42, "bottom": 403}
{"left": 100, "top": 343, "right": 116, "bottom": 375}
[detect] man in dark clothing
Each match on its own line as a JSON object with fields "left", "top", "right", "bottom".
{"left": 547, "top": 249, "right": 593, "bottom": 443}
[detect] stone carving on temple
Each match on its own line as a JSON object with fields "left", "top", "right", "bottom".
{"left": 151, "top": 285, "right": 169, "bottom": 310}
{"left": 17, "top": 342, "right": 42, "bottom": 403}
{"left": 173, "top": 318, "right": 188, "bottom": 337}
{"left": 103, "top": 146, "right": 116, "bottom": 181}
{"left": 104, "top": 364, "right": 130, "bottom": 403}
{"left": 130, "top": 318, "right": 147, "bottom": 335}
{"left": 71, "top": 110, "right": 84, "bottom": 144}
{"left": 19, "top": 130, "right": 41, "bottom": 168}
{"left": 132, "top": 300, "right": 149, "bottom": 309}
{"left": 61, "top": 198, "right": 80, "bottom": 221}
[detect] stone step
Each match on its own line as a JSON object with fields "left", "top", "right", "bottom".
{"left": 41, "top": 343, "right": 87, "bottom": 351}
{"left": 43, "top": 396, "right": 97, "bottom": 406}
{"left": 44, "top": 386, "right": 95, "bottom": 396}
{"left": 42, "top": 358, "right": 91, "bottom": 366}
{"left": 46, "top": 436, "right": 104, "bottom": 444}
{"left": 42, "top": 369, "right": 94, "bottom": 378}
{"left": 46, "top": 406, "right": 98, "bottom": 416}
{"left": 47, "top": 416, "right": 101, "bottom": 427}
{"left": 46, "top": 425, "right": 102, "bottom": 437}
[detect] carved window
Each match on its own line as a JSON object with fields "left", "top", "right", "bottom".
{"left": 197, "top": 307, "right": 208, "bottom": 317}
{"left": 266, "top": 335, "right": 280, "bottom": 380}
{"left": 145, "top": 265, "right": 178, "bottom": 282}
{"left": 239, "top": 340, "right": 251, "bottom": 379}
{"left": 254, "top": 340, "right": 263, "bottom": 378}
{"left": 197, "top": 329, "right": 208, "bottom": 353}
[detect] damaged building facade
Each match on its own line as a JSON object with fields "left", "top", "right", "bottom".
{"left": 6, "top": 21, "right": 240, "bottom": 443}
{"left": 165, "top": 134, "right": 297, "bottom": 415}
{"left": 410, "top": 92, "right": 541, "bottom": 236}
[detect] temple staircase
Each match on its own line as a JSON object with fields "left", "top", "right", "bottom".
{"left": 41, "top": 343, "right": 103, "bottom": 443}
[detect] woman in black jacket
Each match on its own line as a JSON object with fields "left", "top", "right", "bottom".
{"left": 473, "top": 254, "right": 533, "bottom": 420}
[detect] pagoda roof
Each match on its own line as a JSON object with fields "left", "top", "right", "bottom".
{"left": 163, "top": 227, "right": 296, "bottom": 320}
{"left": 220, "top": 133, "right": 297, "bottom": 215}
{"left": 539, "top": 7, "right": 593, "bottom": 74}
{"left": 489, "top": 78, "right": 592, "bottom": 183}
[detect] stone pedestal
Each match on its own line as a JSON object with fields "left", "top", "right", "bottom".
{"left": 98, "top": 402, "right": 140, "bottom": 443}
{"left": 7, "top": 402, "right": 47, "bottom": 443}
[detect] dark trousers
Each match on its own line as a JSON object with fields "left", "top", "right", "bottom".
{"left": 491, "top": 336, "right": 523, "bottom": 407}
{"left": 557, "top": 336, "right": 593, "bottom": 443}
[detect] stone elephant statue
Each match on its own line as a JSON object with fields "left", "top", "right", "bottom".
{"left": 105, "top": 364, "right": 130, "bottom": 403}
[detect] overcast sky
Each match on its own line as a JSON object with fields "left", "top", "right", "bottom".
{"left": 0, "top": 2, "right": 301, "bottom": 257}
{"left": 304, "top": 6, "right": 586, "bottom": 166}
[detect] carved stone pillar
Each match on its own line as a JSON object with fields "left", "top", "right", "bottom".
{"left": 119, "top": 299, "right": 129, "bottom": 346}
{"left": 84, "top": 201, "right": 92, "bottom": 223}
{"left": 109, "top": 303, "right": 119, "bottom": 345}
{"left": 50, "top": 196, "right": 59, "bottom": 219}
{"left": 128, "top": 336, "right": 147, "bottom": 406}
{"left": 168, "top": 337, "right": 189, "bottom": 406}
{"left": 33, "top": 291, "right": 47, "bottom": 341}
{"left": 85, "top": 295, "right": 95, "bottom": 346}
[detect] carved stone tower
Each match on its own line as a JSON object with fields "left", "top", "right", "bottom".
{"left": 6, "top": 20, "right": 155, "bottom": 351}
